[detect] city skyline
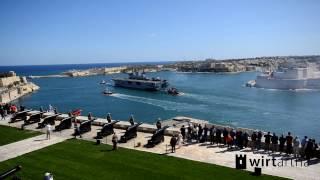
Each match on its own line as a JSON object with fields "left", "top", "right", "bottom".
{"left": 1, "top": 0, "right": 319, "bottom": 65}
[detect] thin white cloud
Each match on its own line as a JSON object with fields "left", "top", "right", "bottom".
{"left": 147, "top": 33, "right": 157, "bottom": 38}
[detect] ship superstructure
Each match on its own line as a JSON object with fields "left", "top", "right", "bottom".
{"left": 112, "top": 72, "right": 168, "bottom": 91}
{"left": 254, "top": 63, "right": 320, "bottom": 90}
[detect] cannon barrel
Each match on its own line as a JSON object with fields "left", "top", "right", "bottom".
{"left": 55, "top": 117, "right": 73, "bottom": 131}
{"left": 120, "top": 122, "right": 143, "bottom": 143}
{"left": 96, "top": 120, "right": 120, "bottom": 139}
{"left": 75, "top": 118, "right": 97, "bottom": 135}
{"left": 24, "top": 112, "right": 44, "bottom": 125}
{"left": 10, "top": 110, "right": 31, "bottom": 123}
{"left": 0, "top": 165, "right": 22, "bottom": 179}
{"left": 37, "top": 114, "right": 61, "bottom": 129}
{"left": 147, "top": 125, "right": 170, "bottom": 147}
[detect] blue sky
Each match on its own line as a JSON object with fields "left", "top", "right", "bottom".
{"left": 0, "top": 0, "right": 319, "bottom": 65}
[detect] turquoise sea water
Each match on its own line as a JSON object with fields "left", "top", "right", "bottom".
{"left": 2, "top": 64, "right": 320, "bottom": 139}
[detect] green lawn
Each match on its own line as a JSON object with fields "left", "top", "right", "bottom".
{"left": 0, "top": 139, "right": 286, "bottom": 180}
{"left": 0, "top": 125, "right": 42, "bottom": 146}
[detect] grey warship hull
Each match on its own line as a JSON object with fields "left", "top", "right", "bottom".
{"left": 112, "top": 78, "right": 167, "bottom": 91}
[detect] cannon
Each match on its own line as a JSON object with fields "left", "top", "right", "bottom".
{"left": 9, "top": 110, "right": 31, "bottom": 123}
{"left": 55, "top": 117, "right": 74, "bottom": 131}
{"left": 146, "top": 125, "right": 169, "bottom": 147}
{"left": 74, "top": 118, "right": 97, "bottom": 136}
{"left": 23, "top": 112, "right": 44, "bottom": 125}
{"left": 37, "top": 114, "right": 61, "bottom": 129}
{"left": 96, "top": 120, "right": 119, "bottom": 139}
{"left": 0, "top": 165, "right": 22, "bottom": 180}
{"left": 119, "top": 122, "right": 143, "bottom": 143}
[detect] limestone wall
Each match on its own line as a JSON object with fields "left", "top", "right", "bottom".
{"left": 0, "top": 76, "right": 20, "bottom": 87}
{"left": 0, "top": 82, "right": 39, "bottom": 104}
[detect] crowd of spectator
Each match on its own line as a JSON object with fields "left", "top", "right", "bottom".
{"left": 0, "top": 103, "right": 22, "bottom": 120}
{"left": 178, "top": 123, "right": 319, "bottom": 160}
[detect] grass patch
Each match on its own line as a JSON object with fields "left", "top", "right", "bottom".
{"left": 0, "top": 125, "right": 42, "bottom": 146}
{"left": 0, "top": 139, "right": 286, "bottom": 180}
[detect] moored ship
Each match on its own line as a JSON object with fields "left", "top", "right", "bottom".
{"left": 112, "top": 72, "right": 168, "bottom": 91}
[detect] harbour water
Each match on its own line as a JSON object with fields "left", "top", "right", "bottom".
{"left": 1, "top": 63, "right": 320, "bottom": 139}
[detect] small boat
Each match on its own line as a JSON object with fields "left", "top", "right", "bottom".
{"left": 100, "top": 80, "right": 106, "bottom": 84}
{"left": 246, "top": 80, "right": 256, "bottom": 88}
{"left": 167, "top": 87, "right": 180, "bottom": 96}
{"left": 72, "top": 109, "right": 82, "bottom": 116}
{"left": 103, "top": 88, "right": 113, "bottom": 95}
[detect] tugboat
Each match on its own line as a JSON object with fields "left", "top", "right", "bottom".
{"left": 112, "top": 71, "right": 168, "bottom": 91}
{"left": 167, "top": 87, "right": 180, "bottom": 96}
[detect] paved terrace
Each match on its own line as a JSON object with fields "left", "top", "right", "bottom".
{"left": 0, "top": 112, "right": 319, "bottom": 179}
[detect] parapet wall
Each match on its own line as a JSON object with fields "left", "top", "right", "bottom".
{"left": 0, "top": 76, "right": 20, "bottom": 87}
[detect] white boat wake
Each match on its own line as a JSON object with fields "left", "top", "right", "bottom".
{"left": 111, "top": 93, "right": 208, "bottom": 112}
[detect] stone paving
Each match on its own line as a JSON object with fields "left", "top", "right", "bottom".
{"left": 0, "top": 117, "right": 73, "bottom": 162}
{"left": 1, "top": 117, "right": 320, "bottom": 179}
{"left": 81, "top": 126, "right": 320, "bottom": 180}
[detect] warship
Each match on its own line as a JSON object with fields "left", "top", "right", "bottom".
{"left": 112, "top": 72, "right": 168, "bottom": 91}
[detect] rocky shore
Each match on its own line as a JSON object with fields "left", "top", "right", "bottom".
{"left": 0, "top": 71, "right": 39, "bottom": 103}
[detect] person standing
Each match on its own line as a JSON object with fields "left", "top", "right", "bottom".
{"left": 0, "top": 107, "right": 4, "bottom": 120}
{"left": 243, "top": 132, "right": 249, "bottom": 148}
{"left": 46, "top": 124, "right": 52, "bottom": 140}
{"left": 216, "top": 128, "right": 221, "bottom": 144}
{"left": 88, "top": 112, "right": 93, "bottom": 121}
{"left": 129, "top": 114, "right": 134, "bottom": 125}
{"left": 209, "top": 126, "right": 216, "bottom": 145}
{"left": 40, "top": 106, "right": 44, "bottom": 112}
{"left": 251, "top": 131, "right": 257, "bottom": 150}
{"left": 198, "top": 124, "right": 203, "bottom": 142}
{"left": 223, "top": 128, "right": 228, "bottom": 145}
{"left": 74, "top": 122, "right": 81, "bottom": 138}
{"left": 271, "top": 132, "right": 279, "bottom": 152}
{"left": 54, "top": 107, "right": 58, "bottom": 114}
{"left": 264, "top": 132, "right": 272, "bottom": 152}
{"left": 279, "top": 134, "right": 286, "bottom": 154}
{"left": 106, "top": 113, "right": 112, "bottom": 123}
{"left": 230, "top": 129, "right": 236, "bottom": 147}
{"left": 3, "top": 109, "right": 7, "bottom": 120}
{"left": 192, "top": 124, "right": 197, "bottom": 141}
{"left": 156, "top": 119, "right": 161, "bottom": 130}
{"left": 293, "top": 136, "right": 300, "bottom": 158}
{"left": 187, "top": 124, "right": 192, "bottom": 142}
{"left": 177, "top": 133, "right": 183, "bottom": 148}
{"left": 305, "top": 139, "right": 313, "bottom": 160}
{"left": 170, "top": 135, "right": 177, "bottom": 153}
{"left": 203, "top": 125, "right": 208, "bottom": 143}
{"left": 257, "top": 131, "right": 262, "bottom": 150}
{"left": 180, "top": 125, "right": 186, "bottom": 142}
{"left": 112, "top": 132, "right": 118, "bottom": 150}
{"left": 300, "top": 136, "right": 308, "bottom": 158}
{"left": 48, "top": 104, "right": 53, "bottom": 112}
{"left": 286, "top": 132, "right": 293, "bottom": 155}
